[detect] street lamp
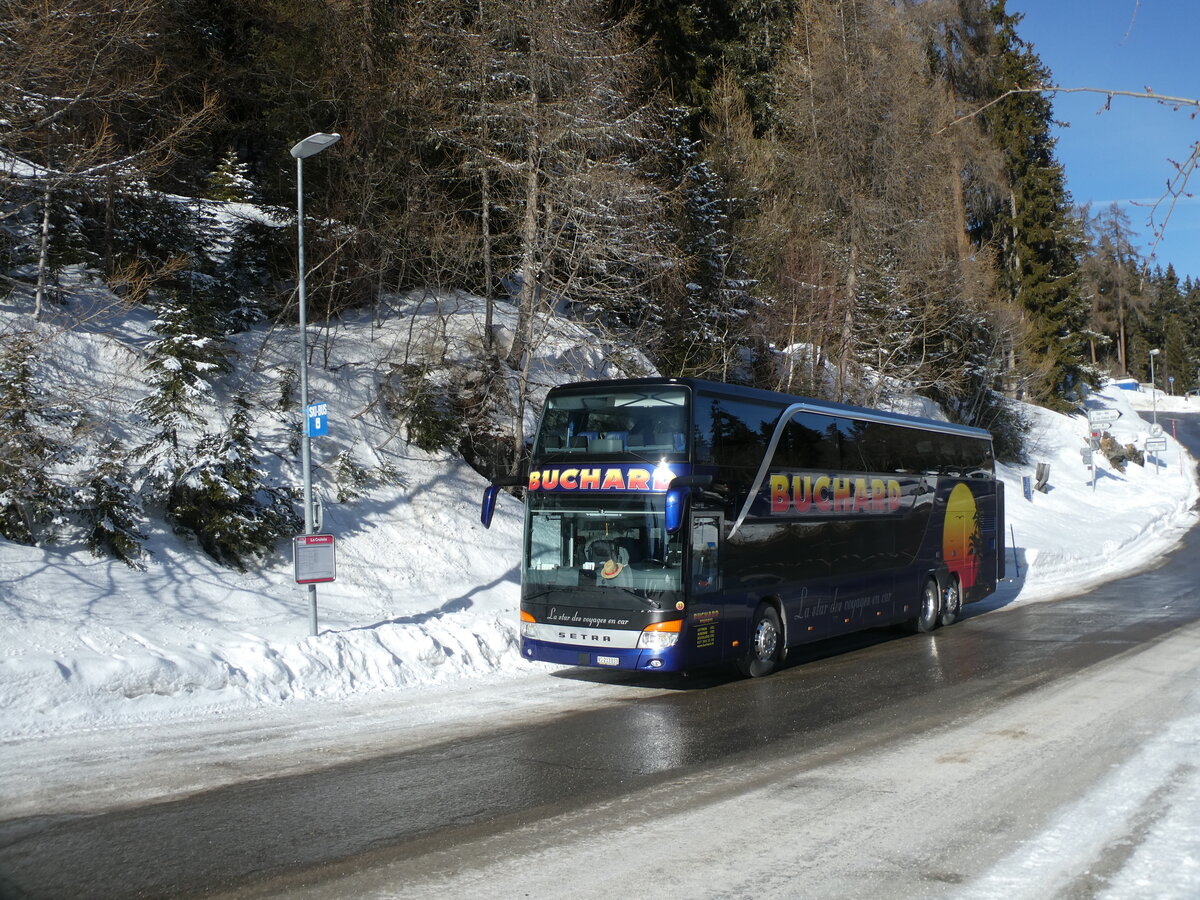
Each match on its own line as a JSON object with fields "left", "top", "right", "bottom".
{"left": 290, "top": 132, "right": 340, "bottom": 637}
{"left": 1149, "top": 348, "right": 1161, "bottom": 427}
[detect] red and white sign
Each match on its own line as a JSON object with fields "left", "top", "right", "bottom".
{"left": 293, "top": 534, "right": 336, "bottom": 584}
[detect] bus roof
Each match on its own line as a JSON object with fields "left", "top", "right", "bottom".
{"left": 544, "top": 376, "right": 994, "bottom": 442}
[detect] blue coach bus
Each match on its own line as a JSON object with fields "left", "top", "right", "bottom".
{"left": 482, "top": 377, "right": 1004, "bottom": 677}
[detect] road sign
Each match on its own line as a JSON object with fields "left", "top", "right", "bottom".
{"left": 1087, "top": 408, "right": 1119, "bottom": 426}
{"left": 294, "top": 533, "right": 336, "bottom": 584}
{"left": 306, "top": 401, "right": 328, "bottom": 437}
{"left": 1146, "top": 438, "right": 1168, "bottom": 452}
{"left": 1150, "top": 423, "right": 1164, "bottom": 437}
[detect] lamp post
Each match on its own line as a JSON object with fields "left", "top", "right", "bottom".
{"left": 1149, "top": 348, "right": 1161, "bottom": 428}
{"left": 290, "top": 132, "right": 340, "bottom": 637}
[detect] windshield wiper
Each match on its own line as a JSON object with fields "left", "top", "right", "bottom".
{"left": 611, "top": 588, "right": 661, "bottom": 609}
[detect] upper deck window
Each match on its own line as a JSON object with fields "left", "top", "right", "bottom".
{"left": 534, "top": 387, "right": 689, "bottom": 458}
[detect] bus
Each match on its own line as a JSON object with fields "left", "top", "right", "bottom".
{"left": 481, "top": 377, "right": 1004, "bottom": 677}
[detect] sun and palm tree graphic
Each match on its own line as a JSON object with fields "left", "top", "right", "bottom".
{"left": 943, "top": 483, "right": 982, "bottom": 590}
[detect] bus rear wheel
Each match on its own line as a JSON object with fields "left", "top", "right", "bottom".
{"left": 907, "top": 578, "right": 941, "bottom": 634}
{"left": 939, "top": 576, "right": 962, "bottom": 627}
{"left": 738, "top": 604, "right": 783, "bottom": 677}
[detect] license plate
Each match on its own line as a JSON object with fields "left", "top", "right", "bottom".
{"left": 596, "top": 655, "right": 620, "bottom": 666}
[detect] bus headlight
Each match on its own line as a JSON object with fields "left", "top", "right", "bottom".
{"left": 637, "top": 619, "right": 683, "bottom": 651}
{"left": 520, "top": 610, "right": 540, "bottom": 639}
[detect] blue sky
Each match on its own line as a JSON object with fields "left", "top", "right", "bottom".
{"left": 1009, "top": 0, "right": 1199, "bottom": 282}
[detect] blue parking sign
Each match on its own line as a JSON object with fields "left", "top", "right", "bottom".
{"left": 307, "top": 401, "right": 329, "bottom": 437}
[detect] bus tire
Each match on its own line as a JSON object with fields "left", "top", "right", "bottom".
{"left": 907, "top": 578, "right": 941, "bottom": 634}
{"left": 939, "top": 576, "right": 962, "bottom": 627}
{"left": 738, "top": 604, "right": 783, "bottom": 677}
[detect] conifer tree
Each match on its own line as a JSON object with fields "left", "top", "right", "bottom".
{"left": 205, "top": 148, "right": 257, "bottom": 203}
{"left": 76, "top": 441, "right": 146, "bottom": 568}
{"left": 977, "top": 0, "right": 1091, "bottom": 408}
{"left": 134, "top": 295, "right": 231, "bottom": 499}
{"left": 663, "top": 86, "right": 761, "bottom": 382}
{"left": 0, "top": 333, "right": 73, "bottom": 545}
{"left": 169, "top": 399, "right": 299, "bottom": 570}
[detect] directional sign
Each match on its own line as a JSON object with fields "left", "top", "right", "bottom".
{"left": 294, "top": 533, "right": 336, "bottom": 584}
{"left": 306, "top": 401, "right": 329, "bottom": 437}
{"left": 1146, "top": 438, "right": 1168, "bottom": 452}
{"left": 1087, "top": 408, "right": 1119, "bottom": 426}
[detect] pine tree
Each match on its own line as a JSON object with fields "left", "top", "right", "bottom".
{"left": 76, "top": 441, "right": 146, "bottom": 568}
{"left": 0, "top": 333, "right": 73, "bottom": 545}
{"left": 978, "top": 0, "right": 1092, "bottom": 409}
{"left": 169, "top": 400, "right": 299, "bottom": 570}
{"left": 660, "top": 91, "right": 760, "bottom": 382}
{"left": 333, "top": 449, "right": 371, "bottom": 504}
{"left": 134, "top": 295, "right": 231, "bottom": 499}
{"left": 205, "top": 148, "right": 257, "bottom": 203}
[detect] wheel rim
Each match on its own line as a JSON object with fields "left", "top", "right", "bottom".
{"left": 754, "top": 616, "right": 779, "bottom": 661}
{"left": 922, "top": 583, "right": 939, "bottom": 622}
{"left": 946, "top": 580, "right": 961, "bottom": 614}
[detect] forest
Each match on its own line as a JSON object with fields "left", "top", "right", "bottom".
{"left": 2, "top": 0, "right": 1199, "bottom": 567}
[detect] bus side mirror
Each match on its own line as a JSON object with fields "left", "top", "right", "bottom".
{"left": 480, "top": 474, "right": 526, "bottom": 528}
{"left": 664, "top": 486, "right": 686, "bottom": 534}
{"left": 481, "top": 484, "right": 502, "bottom": 528}
{"left": 664, "top": 474, "right": 713, "bottom": 534}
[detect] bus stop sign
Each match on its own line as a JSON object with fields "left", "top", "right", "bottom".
{"left": 306, "top": 402, "right": 329, "bottom": 437}
{"left": 294, "top": 533, "right": 336, "bottom": 584}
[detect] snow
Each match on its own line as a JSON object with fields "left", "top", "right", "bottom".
{"left": 2, "top": 288, "right": 1200, "bottom": 892}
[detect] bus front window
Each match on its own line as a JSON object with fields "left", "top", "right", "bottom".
{"left": 525, "top": 495, "right": 684, "bottom": 607}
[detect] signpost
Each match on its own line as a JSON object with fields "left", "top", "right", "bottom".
{"left": 1081, "top": 410, "right": 1119, "bottom": 492}
{"left": 1086, "top": 408, "right": 1118, "bottom": 427}
{"left": 1146, "top": 436, "right": 1168, "bottom": 477}
{"left": 1079, "top": 446, "right": 1095, "bottom": 492}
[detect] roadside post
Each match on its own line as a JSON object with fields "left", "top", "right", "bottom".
{"left": 1085, "top": 408, "right": 1118, "bottom": 490}
{"left": 1146, "top": 435, "right": 1168, "bottom": 475}
{"left": 290, "top": 130, "right": 341, "bottom": 637}
{"left": 1170, "top": 418, "right": 1183, "bottom": 475}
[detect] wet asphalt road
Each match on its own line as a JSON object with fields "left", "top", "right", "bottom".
{"left": 1, "top": 414, "right": 1198, "bottom": 899}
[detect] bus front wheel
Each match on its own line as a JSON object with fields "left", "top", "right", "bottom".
{"left": 738, "top": 604, "right": 783, "bottom": 677}
{"left": 908, "top": 578, "right": 941, "bottom": 634}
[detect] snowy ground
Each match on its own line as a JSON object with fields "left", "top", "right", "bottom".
{"left": 2, "top": 315, "right": 1199, "bottom": 892}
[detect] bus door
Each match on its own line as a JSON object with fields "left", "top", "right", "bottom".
{"left": 687, "top": 513, "right": 724, "bottom": 665}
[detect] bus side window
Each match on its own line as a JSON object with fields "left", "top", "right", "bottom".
{"left": 691, "top": 515, "right": 721, "bottom": 593}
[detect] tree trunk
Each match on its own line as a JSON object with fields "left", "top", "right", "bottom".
{"left": 34, "top": 179, "right": 52, "bottom": 320}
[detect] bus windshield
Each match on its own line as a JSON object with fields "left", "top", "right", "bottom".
{"left": 533, "top": 386, "right": 689, "bottom": 459}
{"left": 525, "top": 494, "right": 684, "bottom": 610}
